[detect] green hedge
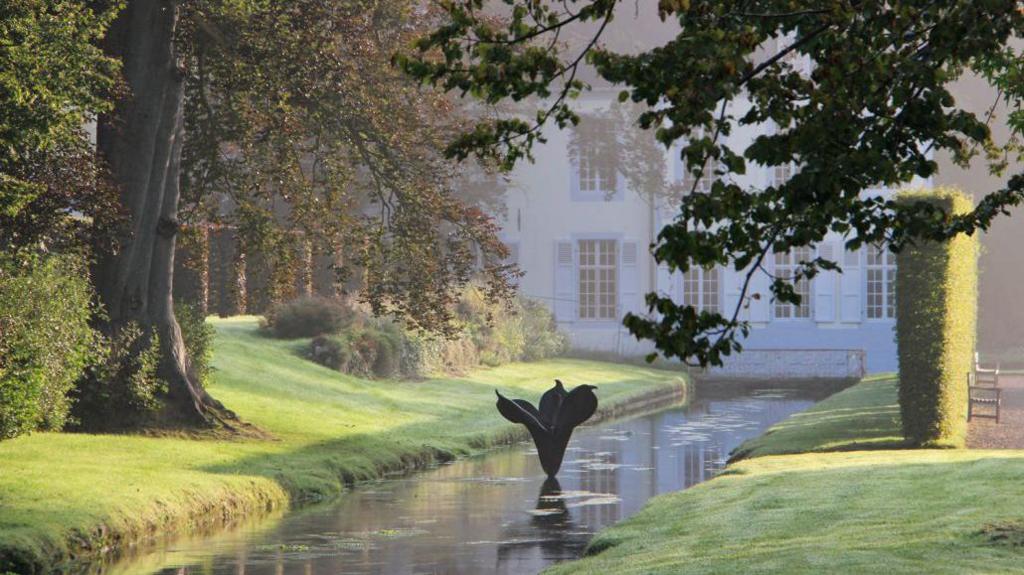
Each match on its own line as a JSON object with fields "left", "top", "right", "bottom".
{"left": 0, "top": 255, "right": 98, "bottom": 439}
{"left": 895, "top": 188, "right": 978, "bottom": 448}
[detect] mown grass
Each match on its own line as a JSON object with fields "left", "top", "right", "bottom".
{"left": 730, "top": 373, "right": 903, "bottom": 460}
{"left": 547, "top": 373, "right": 1024, "bottom": 575}
{"left": 0, "top": 317, "right": 686, "bottom": 573}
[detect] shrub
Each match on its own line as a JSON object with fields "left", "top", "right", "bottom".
{"left": 309, "top": 321, "right": 405, "bottom": 378}
{"left": 895, "top": 188, "right": 978, "bottom": 448}
{"left": 307, "top": 285, "right": 567, "bottom": 379}
{"left": 519, "top": 298, "right": 569, "bottom": 360}
{"left": 0, "top": 255, "right": 98, "bottom": 439}
{"left": 176, "top": 303, "right": 215, "bottom": 388}
{"left": 262, "top": 296, "right": 354, "bottom": 339}
{"left": 71, "top": 323, "right": 165, "bottom": 431}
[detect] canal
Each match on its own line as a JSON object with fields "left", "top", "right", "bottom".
{"left": 95, "top": 381, "right": 840, "bottom": 574}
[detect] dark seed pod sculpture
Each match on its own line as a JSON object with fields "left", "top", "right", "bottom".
{"left": 495, "top": 380, "right": 598, "bottom": 478}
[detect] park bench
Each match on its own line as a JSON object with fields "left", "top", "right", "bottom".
{"left": 968, "top": 352, "right": 1002, "bottom": 423}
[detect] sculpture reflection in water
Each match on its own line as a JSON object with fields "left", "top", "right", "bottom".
{"left": 494, "top": 380, "right": 598, "bottom": 477}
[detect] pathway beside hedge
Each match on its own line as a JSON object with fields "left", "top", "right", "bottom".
{"left": 968, "top": 375, "right": 1024, "bottom": 449}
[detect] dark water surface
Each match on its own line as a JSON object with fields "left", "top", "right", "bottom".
{"left": 100, "top": 383, "right": 833, "bottom": 575}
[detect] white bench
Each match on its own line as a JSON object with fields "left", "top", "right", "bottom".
{"left": 968, "top": 352, "right": 1001, "bottom": 423}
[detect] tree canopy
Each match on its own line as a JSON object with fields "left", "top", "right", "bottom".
{"left": 180, "top": 0, "right": 515, "bottom": 335}
{"left": 399, "top": 0, "right": 1024, "bottom": 366}
{"left": 0, "top": 0, "right": 121, "bottom": 255}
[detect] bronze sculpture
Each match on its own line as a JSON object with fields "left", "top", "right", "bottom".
{"left": 495, "top": 380, "right": 598, "bottom": 478}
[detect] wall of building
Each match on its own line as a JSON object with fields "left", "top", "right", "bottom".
{"left": 502, "top": 92, "right": 904, "bottom": 377}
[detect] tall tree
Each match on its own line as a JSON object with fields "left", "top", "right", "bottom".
{"left": 93, "top": 0, "right": 514, "bottom": 426}
{"left": 399, "top": 0, "right": 1024, "bottom": 366}
{"left": 94, "top": 0, "right": 219, "bottom": 424}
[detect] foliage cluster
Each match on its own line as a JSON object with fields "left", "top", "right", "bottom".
{"left": 0, "top": 0, "right": 120, "bottom": 218}
{"left": 262, "top": 296, "right": 355, "bottom": 339}
{"left": 266, "top": 287, "right": 567, "bottom": 378}
{"left": 71, "top": 323, "right": 165, "bottom": 432}
{"left": 176, "top": 303, "right": 216, "bottom": 388}
{"left": 399, "top": 1, "right": 1024, "bottom": 367}
{"left": 0, "top": 255, "right": 97, "bottom": 439}
{"left": 179, "top": 0, "right": 517, "bottom": 338}
{"left": 895, "top": 188, "right": 978, "bottom": 448}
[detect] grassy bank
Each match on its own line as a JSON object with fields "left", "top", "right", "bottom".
{"left": 730, "top": 373, "right": 903, "bottom": 460}
{"left": 548, "top": 375, "right": 1024, "bottom": 574}
{"left": 0, "top": 317, "right": 686, "bottom": 573}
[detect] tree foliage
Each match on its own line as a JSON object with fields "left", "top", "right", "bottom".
{"left": 400, "top": 0, "right": 1024, "bottom": 366}
{"left": 0, "top": 0, "right": 118, "bottom": 205}
{"left": 179, "top": 0, "right": 516, "bottom": 335}
{"left": 0, "top": 0, "right": 122, "bottom": 256}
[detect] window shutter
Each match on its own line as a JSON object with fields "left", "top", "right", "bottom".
{"left": 657, "top": 263, "right": 673, "bottom": 297}
{"left": 554, "top": 240, "right": 575, "bottom": 322}
{"left": 814, "top": 242, "right": 837, "bottom": 322}
{"left": 724, "top": 264, "right": 763, "bottom": 322}
{"left": 724, "top": 266, "right": 742, "bottom": 320}
{"left": 569, "top": 154, "right": 580, "bottom": 199}
{"left": 748, "top": 265, "right": 770, "bottom": 322}
{"left": 620, "top": 240, "right": 640, "bottom": 317}
{"left": 840, "top": 246, "right": 862, "bottom": 323}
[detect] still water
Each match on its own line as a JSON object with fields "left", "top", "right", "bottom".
{"left": 100, "top": 383, "right": 833, "bottom": 575}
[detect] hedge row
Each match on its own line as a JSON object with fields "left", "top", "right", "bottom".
{"left": 265, "top": 287, "right": 569, "bottom": 379}
{"left": 0, "top": 255, "right": 97, "bottom": 439}
{"left": 895, "top": 187, "right": 978, "bottom": 448}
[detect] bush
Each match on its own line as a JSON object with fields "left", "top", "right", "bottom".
{"left": 519, "top": 298, "right": 569, "bottom": 360}
{"left": 71, "top": 322, "right": 165, "bottom": 431}
{"left": 306, "top": 285, "right": 567, "bottom": 379}
{"left": 895, "top": 188, "right": 978, "bottom": 448}
{"left": 262, "top": 296, "right": 354, "bottom": 339}
{"left": 177, "top": 303, "right": 215, "bottom": 388}
{"left": 0, "top": 255, "right": 98, "bottom": 439}
{"left": 310, "top": 321, "right": 405, "bottom": 378}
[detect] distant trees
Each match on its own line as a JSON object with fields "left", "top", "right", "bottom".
{"left": 400, "top": 1, "right": 1024, "bottom": 367}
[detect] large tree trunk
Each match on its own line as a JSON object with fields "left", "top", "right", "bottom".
{"left": 96, "top": 0, "right": 224, "bottom": 426}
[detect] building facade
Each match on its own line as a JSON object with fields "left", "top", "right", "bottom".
{"left": 499, "top": 92, "right": 916, "bottom": 375}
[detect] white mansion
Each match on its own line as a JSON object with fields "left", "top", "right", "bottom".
{"left": 497, "top": 90, "right": 921, "bottom": 376}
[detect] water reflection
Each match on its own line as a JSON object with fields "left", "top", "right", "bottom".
{"left": 97, "top": 385, "right": 827, "bottom": 575}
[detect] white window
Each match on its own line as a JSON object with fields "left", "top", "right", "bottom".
{"left": 578, "top": 239, "right": 618, "bottom": 320}
{"left": 769, "top": 161, "right": 794, "bottom": 188}
{"left": 866, "top": 245, "right": 896, "bottom": 319}
{"left": 572, "top": 121, "right": 619, "bottom": 200}
{"left": 680, "top": 157, "right": 717, "bottom": 194}
{"left": 682, "top": 266, "right": 720, "bottom": 313}
{"left": 578, "top": 149, "right": 615, "bottom": 195}
{"left": 774, "top": 247, "right": 813, "bottom": 319}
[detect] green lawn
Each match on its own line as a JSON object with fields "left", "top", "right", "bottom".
{"left": 547, "top": 374, "right": 1024, "bottom": 575}
{"left": 730, "top": 373, "right": 904, "bottom": 460}
{"left": 0, "top": 317, "right": 686, "bottom": 573}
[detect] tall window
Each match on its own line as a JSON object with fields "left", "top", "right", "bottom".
{"left": 572, "top": 119, "right": 619, "bottom": 200}
{"left": 774, "top": 247, "right": 813, "bottom": 319}
{"left": 866, "top": 245, "right": 896, "bottom": 319}
{"left": 682, "top": 267, "right": 720, "bottom": 313}
{"left": 770, "top": 162, "right": 793, "bottom": 188}
{"left": 578, "top": 239, "right": 618, "bottom": 320}
{"left": 680, "top": 157, "right": 717, "bottom": 194}
{"left": 578, "top": 148, "right": 616, "bottom": 195}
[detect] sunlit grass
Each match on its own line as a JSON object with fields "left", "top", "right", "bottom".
{"left": 731, "top": 372, "right": 904, "bottom": 460}
{"left": 0, "top": 316, "right": 685, "bottom": 572}
{"left": 546, "top": 373, "right": 1024, "bottom": 575}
